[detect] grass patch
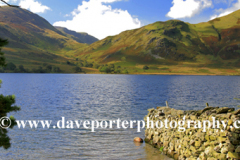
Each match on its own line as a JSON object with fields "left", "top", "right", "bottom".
{"left": 198, "top": 69, "right": 211, "bottom": 73}
{"left": 159, "top": 67, "right": 169, "bottom": 70}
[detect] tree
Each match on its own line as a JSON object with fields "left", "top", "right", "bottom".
{"left": 52, "top": 66, "right": 61, "bottom": 73}
{"left": 123, "top": 70, "right": 129, "bottom": 74}
{"left": 114, "top": 69, "right": 121, "bottom": 74}
{"left": 93, "top": 63, "right": 100, "bottom": 69}
{"left": 78, "top": 62, "right": 83, "bottom": 67}
{"left": 18, "top": 65, "right": 26, "bottom": 72}
{"left": 5, "top": 62, "right": 16, "bottom": 71}
{"left": 0, "top": 38, "right": 20, "bottom": 149}
{"left": 88, "top": 63, "right": 93, "bottom": 68}
{"left": 83, "top": 61, "right": 89, "bottom": 67}
{"left": 121, "top": 57, "right": 126, "bottom": 61}
{"left": 46, "top": 65, "right": 52, "bottom": 72}
{"left": 74, "top": 66, "right": 82, "bottom": 73}
{"left": 143, "top": 65, "right": 149, "bottom": 70}
{"left": 0, "top": 39, "right": 7, "bottom": 67}
{"left": 0, "top": 2, "right": 22, "bottom": 149}
{"left": 99, "top": 66, "right": 111, "bottom": 73}
{"left": 110, "top": 64, "right": 115, "bottom": 69}
{"left": 36, "top": 66, "right": 46, "bottom": 73}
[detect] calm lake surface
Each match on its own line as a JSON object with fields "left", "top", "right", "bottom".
{"left": 0, "top": 74, "right": 240, "bottom": 159}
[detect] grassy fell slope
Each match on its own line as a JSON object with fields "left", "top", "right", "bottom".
{"left": 195, "top": 10, "right": 240, "bottom": 60}
{"left": 0, "top": 6, "right": 88, "bottom": 72}
{"left": 74, "top": 20, "right": 208, "bottom": 62}
{"left": 74, "top": 9, "right": 240, "bottom": 74}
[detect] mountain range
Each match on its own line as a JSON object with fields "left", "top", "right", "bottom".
{"left": 1, "top": 6, "right": 240, "bottom": 74}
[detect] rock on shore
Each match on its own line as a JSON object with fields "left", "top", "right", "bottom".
{"left": 134, "top": 137, "right": 143, "bottom": 143}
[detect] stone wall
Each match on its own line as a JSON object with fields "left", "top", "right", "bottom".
{"left": 144, "top": 106, "right": 240, "bottom": 160}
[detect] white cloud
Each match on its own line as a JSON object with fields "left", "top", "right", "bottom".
{"left": 210, "top": 0, "right": 240, "bottom": 20}
{"left": 166, "top": 0, "right": 213, "bottom": 19}
{"left": 53, "top": 0, "right": 141, "bottom": 40}
{"left": 64, "top": 14, "right": 71, "bottom": 17}
{"left": 19, "top": 0, "right": 50, "bottom": 13}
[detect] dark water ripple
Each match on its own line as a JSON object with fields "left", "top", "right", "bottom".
{"left": 0, "top": 74, "right": 240, "bottom": 159}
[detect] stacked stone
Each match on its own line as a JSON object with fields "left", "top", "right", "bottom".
{"left": 144, "top": 106, "right": 240, "bottom": 160}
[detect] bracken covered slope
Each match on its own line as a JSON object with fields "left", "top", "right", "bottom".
{"left": 0, "top": 6, "right": 88, "bottom": 71}
{"left": 74, "top": 9, "right": 240, "bottom": 67}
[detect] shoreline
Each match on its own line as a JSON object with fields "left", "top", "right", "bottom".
{"left": 0, "top": 72, "right": 239, "bottom": 76}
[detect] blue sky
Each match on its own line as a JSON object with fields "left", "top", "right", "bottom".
{"left": 1, "top": 0, "right": 240, "bottom": 39}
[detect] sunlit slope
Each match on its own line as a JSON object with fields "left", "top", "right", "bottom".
{"left": 74, "top": 20, "right": 205, "bottom": 63}
{"left": 0, "top": 6, "right": 87, "bottom": 70}
{"left": 194, "top": 10, "right": 240, "bottom": 60}
{"left": 75, "top": 9, "right": 240, "bottom": 66}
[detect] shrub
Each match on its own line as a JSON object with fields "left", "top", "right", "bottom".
{"left": 18, "top": 65, "right": 26, "bottom": 72}
{"left": 143, "top": 65, "right": 149, "bottom": 70}
{"left": 78, "top": 62, "right": 84, "bottom": 67}
{"left": 74, "top": 66, "right": 82, "bottom": 73}
{"left": 121, "top": 57, "right": 126, "bottom": 61}
{"left": 110, "top": 64, "right": 115, "bottom": 68}
{"left": 32, "top": 66, "right": 47, "bottom": 73}
{"left": 5, "top": 62, "right": 16, "bottom": 70}
{"left": 88, "top": 63, "right": 93, "bottom": 68}
{"left": 99, "top": 66, "right": 111, "bottom": 73}
{"left": 93, "top": 64, "right": 100, "bottom": 69}
{"left": 46, "top": 65, "right": 52, "bottom": 71}
{"left": 123, "top": 70, "right": 129, "bottom": 74}
{"left": 0, "top": 68, "right": 5, "bottom": 73}
{"left": 115, "top": 69, "right": 121, "bottom": 74}
{"left": 52, "top": 66, "right": 61, "bottom": 73}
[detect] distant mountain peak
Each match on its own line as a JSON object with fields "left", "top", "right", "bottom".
{"left": 54, "top": 26, "right": 98, "bottom": 44}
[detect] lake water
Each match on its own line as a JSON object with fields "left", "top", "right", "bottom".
{"left": 0, "top": 74, "right": 240, "bottom": 159}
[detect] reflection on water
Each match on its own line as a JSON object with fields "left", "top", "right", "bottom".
{"left": 144, "top": 144, "right": 173, "bottom": 160}
{"left": 0, "top": 74, "right": 239, "bottom": 159}
{"left": 134, "top": 141, "right": 143, "bottom": 147}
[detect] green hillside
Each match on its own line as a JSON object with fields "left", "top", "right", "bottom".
{"left": 71, "top": 9, "right": 240, "bottom": 75}
{"left": 0, "top": 6, "right": 91, "bottom": 73}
